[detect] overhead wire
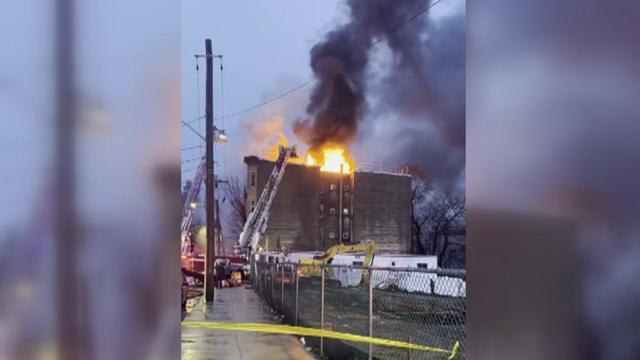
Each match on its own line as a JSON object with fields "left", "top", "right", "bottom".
{"left": 207, "top": 0, "right": 445, "bottom": 122}
{"left": 182, "top": 145, "right": 203, "bottom": 151}
{"left": 220, "top": 57, "right": 228, "bottom": 178}
{"left": 182, "top": 165, "right": 200, "bottom": 173}
{"left": 182, "top": 156, "right": 203, "bottom": 164}
{"left": 183, "top": 115, "right": 205, "bottom": 127}
{"left": 181, "top": 0, "right": 446, "bottom": 180}
{"left": 195, "top": 56, "right": 203, "bottom": 153}
{"left": 368, "top": 0, "right": 444, "bottom": 49}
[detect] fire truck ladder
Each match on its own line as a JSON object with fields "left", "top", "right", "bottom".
{"left": 181, "top": 156, "right": 206, "bottom": 254}
{"left": 238, "top": 145, "right": 297, "bottom": 252}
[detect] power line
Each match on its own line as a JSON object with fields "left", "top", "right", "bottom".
{"left": 220, "top": 58, "right": 228, "bottom": 178}
{"left": 368, "top": 0, "right": 444, "bottom": 48}
{"left": 214, "top": 78, "right": 315, "bottom": 121}
{"left": 182, "top": 119, "right": 205, "bottom": 140}
{"left": 182, "top": 166, "right": 199, "bottom": 174}
{"left": 183, "top": 115, "right": 205, "bottom": 127}
{"left": 196, "top": 56, "right": 203, "bottom": 143}
{"left": 182, "top": 155, "right": 203, "bottom": 164}
{"left": 209, "top": 0, "right": 445, "bottom": 122}
{"left": 182, "top": 145, "right": 203, "bottom": 151}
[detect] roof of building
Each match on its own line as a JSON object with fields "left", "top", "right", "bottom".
{"left": 244, "top": 154, "right": 412, "bottom": 178}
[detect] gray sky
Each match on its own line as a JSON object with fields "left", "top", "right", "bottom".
{"left": 181, "top": 0, "right": 465, "bottom": 188}
{"left": 181, "top": 0, "right": 345, "bottom": 183}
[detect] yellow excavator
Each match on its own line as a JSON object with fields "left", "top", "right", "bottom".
{"left": 299, "top": 241, "right": 376, "bottom": 281}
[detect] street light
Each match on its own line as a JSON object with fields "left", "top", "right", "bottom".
{"left": 190, "top": 202, "right": 198, "bottom": 209}
{"left": 214, "top": 127, "right": 228, "bottom": 144}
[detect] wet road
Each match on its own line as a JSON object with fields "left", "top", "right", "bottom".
{"left": 181, "top": 285, "right": 315, "bottom": 360}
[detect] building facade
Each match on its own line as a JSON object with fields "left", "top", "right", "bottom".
{"left": 244, "top": 156, "right": 411, "bottom": 253}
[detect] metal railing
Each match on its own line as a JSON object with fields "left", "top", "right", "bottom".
{"left": 252, "top": 261, "right": 466, "bottom": 359}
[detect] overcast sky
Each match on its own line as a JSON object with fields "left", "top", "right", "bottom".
{"left": 181, "top": 0, "right": 346, "bottom": 183}
{"left": 181, "top": 0, "right": 464, "bottom": 185}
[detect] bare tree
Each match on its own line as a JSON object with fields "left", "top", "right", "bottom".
{"left": 410, "top": 175, "right": 431, "bottom": 254}
{"left": 425, "top": 190, "right": 465, "bottom": 267}
{"left": 222, "top": 175, "right": 248, "bottom": 241}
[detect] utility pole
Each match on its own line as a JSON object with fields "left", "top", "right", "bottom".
{"left": 55, "top": 0, "right": 79, "bottom": 358}
{"left": 204, "top": 39, "right": 215, "bottom": 302}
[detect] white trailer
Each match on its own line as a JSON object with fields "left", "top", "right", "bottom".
{"left": 327, "top": 254, "right": 440, "bottom": 290}
{"left": 369, "top": 254, "right": 439, "bottom": 292}
{"left": 286, "top": 251, "right": 324, "bottom": 264}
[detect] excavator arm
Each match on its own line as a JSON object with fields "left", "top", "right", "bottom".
{"left": 300, "top": 241, "right": 376, "bottom": 282}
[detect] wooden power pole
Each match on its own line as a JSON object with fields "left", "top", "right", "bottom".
{"left": 55, "top": 0, "right": 81, "bottom": 358}
{"left": 204, "top": 39, "right": 216, "bottom": 302}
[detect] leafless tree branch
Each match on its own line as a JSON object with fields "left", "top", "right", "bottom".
{"left": 222, "top": 175, "right": 247, "bottom": 241}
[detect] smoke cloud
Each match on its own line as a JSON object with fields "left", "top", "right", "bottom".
{"left": 293, "top": 0, "right": 465, "bottom": 188}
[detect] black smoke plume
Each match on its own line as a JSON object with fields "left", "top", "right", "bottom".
{"left": 293, "top": 0, "right": 465, "bottom": 188}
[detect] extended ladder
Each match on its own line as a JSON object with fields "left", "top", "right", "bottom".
{"left": 180, "top": 156, "right": 206, "bottom": 254}
{"left": 238, "top": 145, "right": 296, "bottom": 252}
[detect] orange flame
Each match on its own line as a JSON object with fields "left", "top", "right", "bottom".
{"left": 306, "top": 145, "right": 354, "bottom": 173}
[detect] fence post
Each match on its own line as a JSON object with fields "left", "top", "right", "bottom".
{"left": 281, "top": 263, "right": 285, "bottom": 311}
{"left": 271, "top": 263, "right": 275, "bottom": 306}
{"left": 320, "top": 265, "right": 325, "bottom": 357}
{"left": 263, "top": 263, "right": 267, "bottom": 297}
{"left": 368, "top": 268, "right": 373, "bottom": 360}
{"left": 295, "top": 264, "right": 299, "bottom": 326}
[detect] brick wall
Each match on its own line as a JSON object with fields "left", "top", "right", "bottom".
{"left": 244, "top": 157, "right": 411, "bottom": 253}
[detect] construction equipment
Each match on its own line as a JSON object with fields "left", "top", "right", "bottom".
{"left": 237, "top": 145, "right": 297, "bottom": 255}
{"left": 299, "top": 241, "right": 376, "bottom": 280}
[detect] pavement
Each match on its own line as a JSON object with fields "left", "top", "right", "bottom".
{"left": 181, "top": 285, "right": 316, "bottom": 360}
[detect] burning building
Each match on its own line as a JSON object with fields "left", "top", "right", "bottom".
{"left": 239, "top": 0, "right": 464, "bottom": 255}
{"left": 244, "top": 151, "right": 411, "bottom": 253}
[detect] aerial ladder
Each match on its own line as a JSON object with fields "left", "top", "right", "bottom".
{"left": 180, "top": 156, "right": 206, "bottom": 255}
{"left": 238, "top": 145, "right": 297, "bottom": 256}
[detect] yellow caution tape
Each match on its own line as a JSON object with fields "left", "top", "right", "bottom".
{"left": 182, "top": 321, "right": 461, "bottom": 359}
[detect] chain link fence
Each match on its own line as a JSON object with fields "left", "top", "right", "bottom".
{"left": 253, "top": 260, "right": 466, "bottom": 359}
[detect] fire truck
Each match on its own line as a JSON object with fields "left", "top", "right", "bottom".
{"left": 180, "top": 153, "right": 253, "bottom": 286}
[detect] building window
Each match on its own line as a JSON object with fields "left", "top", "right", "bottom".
{"left": 352, "top": 261, "right": 363, "bottom": 266}
{"left": 417, "top": 263, "right": 429, "bottom": 269}
{"left": 329, "top": 183, "right": 336, "bottom": 191}
{"left": 250, "top": 200, "right": 255, "bottom": 213}
{"left": 343, "top": 208, "right": 349, "bottom": 215}
{"left": 342, "top": 232, "right": 349, "bottom": 240}
{"left": 319, "top": 204, "right": 324, "bottom": 218}
{"left": 250, "top": 173, "right": 256, "bottom": 187}
{"left": 328, "top": 232, "right": 335, "bottom": 239}
{"left": 343, "top": 184, "right": 350, "bottom": 192}
{"left": 329, "top": 208, "right": 336, "bottom": 215}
